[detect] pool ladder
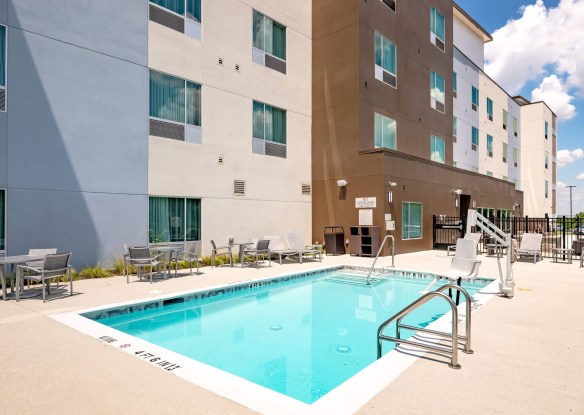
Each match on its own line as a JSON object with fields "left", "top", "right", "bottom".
{"left": 377, "top": 284, "right": 473, "bottom": 369}
{"left": 366, "top": 235, "right": 395, "bottom": 285}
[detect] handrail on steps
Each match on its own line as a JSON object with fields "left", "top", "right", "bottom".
{"left": 377, "top": 283, "right": 474, "bottom": 369}
{"left": 366, "top": 235, "right": 395, "bottom": 285}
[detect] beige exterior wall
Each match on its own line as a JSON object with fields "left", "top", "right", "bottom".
{"left": 520, "top": 103, "right": 555, "bottom": 217}
{"left": 148, "top": 0, "right": 312, "bottom": 255}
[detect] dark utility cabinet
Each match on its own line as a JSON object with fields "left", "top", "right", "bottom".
{"left": 349, "top": 226, "right": 380, "bottom": 256}
{"left": 324, "top": 226, "right": 345, "bottom": 255}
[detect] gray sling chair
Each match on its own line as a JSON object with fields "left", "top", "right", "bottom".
{"left": 16, "top": 252, "right": 73, "bottom": 302}
{"left": 171, "top": 241, "right": 202, "bottom": 275}
{"left": 243, "top": 239, "right": 271, "bottom": 268}
{"left": 210, "top": 240, "right": 233, "bottom": 267}
{"left": 126, "top": 246, "right": 164, "bottom": 283}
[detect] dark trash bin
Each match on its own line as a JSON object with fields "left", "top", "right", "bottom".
{"left": 324, "top": 226, "right": 345, "bottom": 255}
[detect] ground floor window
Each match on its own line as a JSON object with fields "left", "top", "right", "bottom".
{"left": 0, "top": 189, "right": 4, "bottom": 251}
{"left": 149, "top": 196, "right": 201, "bottom": 243}
{"left": 402, "top": 202, "right": 422, "bottom": 240}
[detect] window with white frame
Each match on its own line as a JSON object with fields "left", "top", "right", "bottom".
{"left": 149, "top": 0, "right": 202, "bottom": 40}
{"left": 374, "top": 113, "right": 397, "bottom": 150}
{"left": 430, "top": 6, "right": 445, "bottom": 51}
{"left": 502, "top": 109, "right": 508, "bottom": 130}
{"left": 544, "top": 121, "right": 549, "bottom": 139}
{"left": 253, "top": 100, "right": 287, "bottom": 158}
{"left": 374, "top": 32, "right": 397, "bottom": 87}
{"left": 402, "top": 202, "right": 422, "bottom": 240}
{"left": 253, "top": 10, "right": 286, "bottom": 74}
{"left": 453, "top": 72, "right": 457, "bottom": 98}
{"left": 430, "top": 70, "right": 445, "bottom": 113}
{"left": 487, "top": 134, "right": 493, "bottom": 157}
{"left": 471, "top": 86, "right": 479, "bottom": 111}
{"left": 486, "top": 97, "right": 493, "bottom": 121}
{"left": 453, "top": 116, "right": 457, "bottom": 142}
{"left": 513, "top": 148, "right": 518, "bottom": 167}
{"left": 148, "top": 196, "right": 201, "bottom": 243}
{"left": 0, "top": 25, "right": 6, "bottom": 112}
{"left": 430, "top": 135, "right": 445, "bottom": 163}
{"left": 545, "top": 181, "right": 549, "bottom": 198}
{"left": 149, "top": 70, "right": 202, "bottom": 143}
{"left": 381, "top": 0, "right": 396, "bottom": 12}
{"left": 487, "top": 171, "right": 493, "bottom": 177}
{"left": 471, "top": 126, "right": 479, "bottom": 150}
{"left": 502, "top": 142, "right": 508, "bottom": 163}
{"left": 545, "top": 152, "right": 549, "bottom": 169}
{"left": 513, "top": 116, "right": 518, "bottom": 137}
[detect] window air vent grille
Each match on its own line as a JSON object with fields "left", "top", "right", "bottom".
{"left": 235, "top": 64, "right": 240, "bottom": 72}
{"left": 301, "top": 184, "right": 311, "bottom": 196}
{"left": 503, "top": 157, "right": 507, "bottom": 163}
{"left": 382, "top": 71, "right": 397, "bottom": 88}
{"left": 217, "top": 57, "right": 223, "bottom": 66}
{"left": 453, "top": 90, "right": 457, "bottom": 98}
{"left": 233, "top": 180, "right": 246, "bottom": 196}
{"left": 0, "top": 89, "right": 5, "bottom": 112}
{"left": 514, "top": 162, "right": 518, "bottom": 167}
{"left": 488, "top": 151, "right": 493, "bottom": 157}
{"left": 514, "top": 132, "right": 518, "bottom": 137}
{"left": 265, "top": 54, "right": 286, "bottom": 74}
{"left": 471, "top": 143, "right": 477, "bottom": 151}
{"left": 265, "top": 142, "right": 287, "bottom": 158}
{"left": 435, "top": 101, "right": 445, "bottom": 113}
{"left": 471, "top": 103, "right": 477, "bottom": 111}
{"left": 150, "top": 119, "right": 185, "bottom": 141}
{"left": 453, "top": 135, "right": 457, "bottom": 143}
{"left": 488, "top": 114, "right": 493, "bottom": 121}
{"left": 149, "top": 4, "right": 184, "bottom": 33}
{"left": 503, "top": 124, "right": 507, "bottom": 130}
{"left": 435, "top": 37, "right": 445, "bottom": 52}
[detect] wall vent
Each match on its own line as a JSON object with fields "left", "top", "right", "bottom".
{"left": 514, "top": 132, "right": 518, "bottom": 137}
{"left": 301, "top": 184, "right": 312, "bottom": 196}
{"left": 0, "top": 89, "right": 5, "bottom": 112}
{"left": 265, "top": 54, "right": 287, "bottom": 74}
{"left": 453, "top": 90, "right": 457, "bottom": 98}
{"left": 382, "top": 71, "right": 397, "bottom": 88}
{"left": 488, "top": 151, "right": 493, "bottom": 157}
{"left": 488, "top": 114, "right": 493, "bottom": 121}
{"left": 265, "top": 142, "right": 287, "bottom": 158}
{"left": 149, "top": 4, "right": 184, "bottom": 33}
{"left": 471, "top": 103, "right": 477, "bottom": 111}
{"left": 233, "top": 180, "right": 246, "bottom": 196}
{"left": 471, "top": 143, "right": 477, "bottom": 151}
{"left": 217, "top": 57, "right": 224, "bottom": 66}
{"left": 235, "top": 64, "right": 240, "bottom": 72}
{"left": 431, "top": 33, "right": 445, "bottom": 52}
{"left": 381, "top": 0, "right": 396, "bottom": 12}
{"left": 503, "top": 123, "right": 507, "bottom": 130}
{"left": 150, "top": 119, "right": 185, "bottom": 141}
{"left": 218, "top": 156, "right": 224, "bottom": 165}
{"left": 453, "top": 135, "right": 457, "bottom": 143}
{"left": 514, "top": 162, "right": 518, "bottom": 167}
{"left": 503, "top": 157, "right": 507, "bottom": 163}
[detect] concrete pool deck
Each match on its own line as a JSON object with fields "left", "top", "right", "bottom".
{"left": 1, "top": 250, "right": 582, "bottom": 414}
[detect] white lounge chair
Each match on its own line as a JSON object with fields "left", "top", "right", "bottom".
{"left": 264, "top": 235, "right": 297, "bottom": 264}
{"left": 447, "top": 233, "right": 481, "bottom": 256}
{"left": 517, "top": 233, "right": 543, "bottom": 263}
{"left": 285, "top": 230, "right": 322, "bottom": 264}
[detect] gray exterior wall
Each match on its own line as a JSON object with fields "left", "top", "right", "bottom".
{"left": 2, "top": 0, "right": 149, "bottom": 266}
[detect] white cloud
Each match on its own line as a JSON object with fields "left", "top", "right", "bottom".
{"left": 485, "top": 0, "right": 584, "bottom": 120}
{"left": 578, "top": 173, "right": 584, "bottom": 180}
{"left": 531, "top": 75, "right": 576, "bottom": 120}
{"left": 557, "top": 148, "right": 584, "bottom": 168}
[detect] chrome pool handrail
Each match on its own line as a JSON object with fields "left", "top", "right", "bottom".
{"left": 366, "top": 235, "right": 394, "bottom": 285}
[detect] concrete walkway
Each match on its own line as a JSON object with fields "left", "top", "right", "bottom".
{"left": 1, "top": 251, "right": 582, "bottom": 414}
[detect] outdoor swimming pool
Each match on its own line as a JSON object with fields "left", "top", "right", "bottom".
{"left": 80, "top": 267, "right": 491, "bottom": 405}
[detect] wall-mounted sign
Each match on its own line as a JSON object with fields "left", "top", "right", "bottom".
{"left": 355, "top": 197, "right": 376, "bottom": 208}
{"left": 359, "top": 209, "right": 373, "bottom": 226}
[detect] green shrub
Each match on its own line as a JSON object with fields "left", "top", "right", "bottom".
{"left": 78, "top": 263, "right": 113, "bottom": 279}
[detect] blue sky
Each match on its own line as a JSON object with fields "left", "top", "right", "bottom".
{"left": 456, "top": 0, "right": 584, "bottom": 216}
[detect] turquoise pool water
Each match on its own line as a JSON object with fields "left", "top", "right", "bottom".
{"left": 89, "top": 270, "right": 488, "bottom": 404}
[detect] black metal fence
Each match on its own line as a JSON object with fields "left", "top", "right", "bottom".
{"left": 433, "top": 215, "right": 584, "bottom": 259}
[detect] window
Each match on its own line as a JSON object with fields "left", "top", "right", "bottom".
{"left": 430, "top": 135, "right": 445, "bottom": 163}
{"left": 472, "top": 166, "right": 479, "bottom": 173}
{"left": 430, "top": 6, "right": 445, "bottom": 51}
{"left": 149, "top": 0, "right": 202, "bottom": 40}
{"left": 471, "top": 86, "right": 479, "bottom": 111}
{"left": 453, "top": 116, "right": 457, "bottom": 142}
{"left": 545, "top": 181, "right": 549, "bottom": 199}
{"left": 0, "top": 25, "right": 5, "bottom": 112}
{"left": 374, "top": 113, "right": 397, "bottom": 150}
{"left": 513, "top": 117, "right": 518, "bottom": 137}
{"left": 381, "top": 0, "right": 396, "bottom": 12}
{"left": 374, "top": 32, "right": 397, "bottom": 87}
{"left": 502, "top": 142, "right": 508, "bottom": 163}
{"left": 487, "top": 134, "right": 493, "bottom": 157}
{"left": 544, "top": 121, "right": 549, "bottom": 139}
{"left": 430, "top": 70, "right": 445, "bottom": 113}
{"left": 253, "top": 11, "right": 287, "bottom": 74}
{"left": 502, "top": 109, "right": 508, "bottom": 130}
{"left": 253, "top": 100, "right": 287, "bottom": 158}
{"left": 149, "top": 70, "right": 201, "bottom": 142}
{"left": 0, "top": 189, "right": 4, "bottom": 251}
{"left": 402, "top": 202, "right": 422, "bottom": 240}
{"left": 545, "top": 152, "right": 549, "bottom": 169}
{"left": 471, "top": 127, "right": 479, "bottom": 150}
{"left": 486, "top": 98, "right": 493, "bottom": 121}
{"left": 149, "top": 197, "right": 201, "bottom": 243}
{"left": 453, "top": 72, "right": 457, "bottom": 98}
{"left": 513, "top": 148, "right": 518, "bottom": 167}
{"left": 487, "top": 171, "right": 493, "bottom": 177}
{"left": 453, "top": 161, "right": 457, "bottom": 167}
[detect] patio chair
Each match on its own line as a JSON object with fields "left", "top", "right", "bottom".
{"left": 174, "top": 241, "right": 202, "bottom": 275}
{"left": 264, "top": 235, "right": 298, "bottom": 264}
{"left": 447, "top": 233, "right": 481, "bottom": 256}
{"left": 244, "top": 239, "right": 271, "bottom": 268}
{"left": 285, "top": 230, "right": 322, "bottom": 264}
{"left": 517, "top": 233, "right": 543, "bottom": 263}
{"left": 210, "top": 240, "right": 233, "bottom": 267}
{"left": 21, "top": 248, "right": 58, "bottom": 290}
{"left": 16, "top": 252, "right": 73, "bottom": 302}
{"left": 126, "top": 246, "right": 164, "bottom": 284}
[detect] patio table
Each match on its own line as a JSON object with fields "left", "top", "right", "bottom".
{"left": 0, "top": 254, "right": 46, "bottom": 300}
{"left": 229, "top": 242, "right": 253, "bottom": 268}
{"left": 150, "top": 245, "right": 183, "bottom": 277}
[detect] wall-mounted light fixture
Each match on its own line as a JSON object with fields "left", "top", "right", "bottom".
{"left": 472, "top": 200, "right": 476, "bottom": 208}
{"left": 337, "top": 179, "right": 348, "bottom": 187}
{"left": 452, "top": 189, "right": 462, "bottom": 207}
{"left": 388, "top": 181, "right": 397, "bottom": 202}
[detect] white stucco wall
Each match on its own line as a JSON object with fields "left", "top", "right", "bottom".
{"left": 453, "top": 13, "right": 485, "bottom": 69}
{"left": 147, "top": 0, "right": 312, "bottom": 255}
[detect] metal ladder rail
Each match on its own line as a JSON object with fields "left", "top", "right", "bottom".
{"left": 366, "top": 235, "right": 394, "bottom": 285}
{"left": 377, "top": 284, "right": 473, "bottom": 369}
